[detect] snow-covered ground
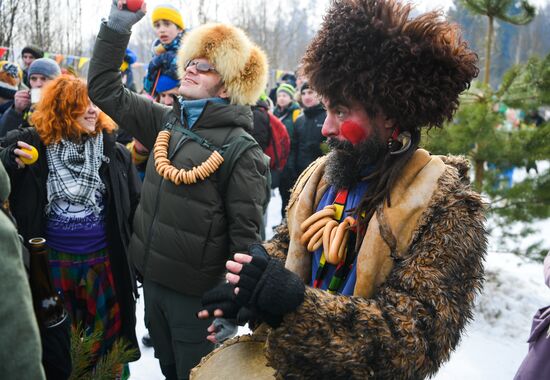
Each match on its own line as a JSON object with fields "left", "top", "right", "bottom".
{"left": 129, "top": 190, "right": 550, "bottom": 379}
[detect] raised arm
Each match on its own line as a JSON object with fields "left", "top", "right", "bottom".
{"left": 87, "top": 2, "right": 167, "bottom": 150}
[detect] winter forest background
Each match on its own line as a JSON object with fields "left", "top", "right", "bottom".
{"left": 1, "top": 0, "right": 549, "bottom": 86}
{"left": 1, "top": 0, "right": 550, "bottom": 378}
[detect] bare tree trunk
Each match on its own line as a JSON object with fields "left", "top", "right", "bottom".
{"left": 197, "top": 0, "right": 206, "bottom": 24}
{"left": 514, "top": 29, "right": 523, "bottom": 65}
{"left": 43, "top": 0, "right": 51, "bottom": 49}
{"left": 484, "top": 16, "right": 494, "bottom": 85}
{"left": 474, "top": 159, "right": 485, "bottom": 190}
{"left": 213, "top": 0, "right": 219, "bottom": 21}
{"left": 0, "top": 0, "right": 22, "bottom": 50}
{"left": 33, "top": 0, "right": 43, "bottom": 47}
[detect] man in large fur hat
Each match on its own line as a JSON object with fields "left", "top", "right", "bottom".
{"left": 88, "top": 1, "right": 269, "bottom": 378}
{"left": 199, "top": 0, "right": 487, "bottom": 378}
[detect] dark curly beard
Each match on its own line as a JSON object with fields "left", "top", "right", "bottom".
{"left": 324, "top": 135, "right": 387, "bottom": 189}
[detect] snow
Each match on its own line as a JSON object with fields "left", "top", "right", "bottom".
{"left": 435, "top": 250, "right": 550, "bottom": 379}
{"left": 129, "top": 190, "right": 550, "bottom": 379}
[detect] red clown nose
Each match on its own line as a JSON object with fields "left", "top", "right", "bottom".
{"left": 126, "top": 0, "right": 144, "bottom": 12}
{"left": 341, "top": 120, "right": 367, "bottom": 145}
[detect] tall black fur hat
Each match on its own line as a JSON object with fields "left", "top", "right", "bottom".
{"left": 301, "top": 0, "right": 479, "bottom": 131}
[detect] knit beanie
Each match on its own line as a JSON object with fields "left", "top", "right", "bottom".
{"left": 28, "top": 58, "right": 61, "bottom": 79}
{"left": 280, "top": 72, "right": 297, "bottom": 88}
{"left": 152, "top": 4, "right": 185, "bottom": 30}
{"left": 277, "top": 83, "right": 296, "bottom": 98}
{"left": 156, "top": 74, "right": 180, "bottom": 93}
{"left": 21, "top": 45, "right": 44, "bottom": 59}
{"left": 0, "top": 62, "right": 20, "bottom": 100}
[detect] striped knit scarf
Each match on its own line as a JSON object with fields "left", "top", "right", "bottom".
{"left": 45, "top": 132, "right": 107, "bottom": 216}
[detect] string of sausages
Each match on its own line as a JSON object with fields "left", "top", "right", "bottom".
{"left": 153, "top": 130, "right": 224, "bottom": 185}
{"left": 300, "top": 205, "right": 356, "bottom": 265}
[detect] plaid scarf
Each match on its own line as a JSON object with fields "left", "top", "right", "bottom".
{"left": 46, "top": 132, "right": 107, "bottom": 216}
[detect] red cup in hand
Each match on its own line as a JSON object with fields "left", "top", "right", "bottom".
{"left": 126, "top": 0, "right": 144, "bottom": 12}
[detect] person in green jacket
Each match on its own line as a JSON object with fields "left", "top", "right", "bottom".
{"left": 88, "top": 2, "right": 269, "bottom": 379}
{"left": 0, "top": 161, "right": 46, "bottom": 380}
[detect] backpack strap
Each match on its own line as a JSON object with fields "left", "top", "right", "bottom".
{"left": 217, "top": 132, "right": 263, "bottom": 195}
{"left": 161, "top": 114, "right": 267, "bottom": 194}
{"left": 164, "top": 115, "right": 223, "bottom": 153}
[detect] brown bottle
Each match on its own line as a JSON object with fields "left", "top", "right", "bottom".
{"left": 28, "top": 237, "right": 67, "bottom": 328}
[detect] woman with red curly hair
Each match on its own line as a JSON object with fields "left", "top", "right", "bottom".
{"left": 0, "top": 75, "right": 141, "bottom": 374}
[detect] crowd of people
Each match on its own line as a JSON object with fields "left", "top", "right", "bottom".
{"left": 0, "top": 0, "right": 546, "bottom": 379}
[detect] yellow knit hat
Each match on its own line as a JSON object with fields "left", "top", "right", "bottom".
{"left": 151, "top": 4, "right": 184, "bottom": 30}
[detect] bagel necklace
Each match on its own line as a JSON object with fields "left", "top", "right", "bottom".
{"left": 153, "top": 129, "right": 224, "bottom": 185}
{"left": 300, "top": 204, "right": 356, "bottom": 265}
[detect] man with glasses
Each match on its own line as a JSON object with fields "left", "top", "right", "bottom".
{"left": 88, "top": 2, "right": 269, "bottom": 379}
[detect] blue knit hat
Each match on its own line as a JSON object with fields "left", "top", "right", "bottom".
{"left": 28, "top": 58, "right": 61, "bottom": 79}
{"left": 156, "top": 74, "right": 179, "bottom": 93}
{"left": 0, "top": 62, "right": 20, "bottom": 100}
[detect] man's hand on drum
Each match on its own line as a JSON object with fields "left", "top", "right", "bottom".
{"left": 198, "top": 244, "right": 306, "bottom": 341}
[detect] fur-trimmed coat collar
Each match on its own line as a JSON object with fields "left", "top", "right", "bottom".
{"left": 262, "top": 149, "right": 487, "bottom": 379}
{"left": 285, "top": 149, "right": 446, "bottom": 297}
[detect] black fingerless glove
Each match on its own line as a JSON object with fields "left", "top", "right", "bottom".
{"left": 7, "top": 145, "right": 19, "bottom": 170}
{"left": 200, "top": 282, "right": 256, "bottom": 326}
{"left": 235, "top": 243, "right": 305, "bottom": 328}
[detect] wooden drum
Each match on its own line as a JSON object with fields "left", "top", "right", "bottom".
{"left": 190, "top": 334, "right": 276, "bottom": 380}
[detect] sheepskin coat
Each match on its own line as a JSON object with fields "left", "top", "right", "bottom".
{"left": 263, "top": 149, "right": 487, "bottom": 379}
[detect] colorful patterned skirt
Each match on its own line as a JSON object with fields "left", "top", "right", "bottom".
{"left": 48, "top": 248, "right": 122, "bottom": 359}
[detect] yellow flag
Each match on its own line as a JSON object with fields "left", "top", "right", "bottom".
{"left": 78, "top": 57, "right": 90, "bottom": 69}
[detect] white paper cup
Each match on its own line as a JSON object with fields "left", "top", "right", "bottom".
{"left": 30, "top": 88, "right": 42, "bottom": 104}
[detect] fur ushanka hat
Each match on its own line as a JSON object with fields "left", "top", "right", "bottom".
{"left": 177, "top": 23, "right": 268, "bottom": 106}
{"left": 301, "top": 0, "right": 479, "bottom": 131}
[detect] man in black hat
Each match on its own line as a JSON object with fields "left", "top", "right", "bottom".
{"left": 21, "top": 45, "right": 44, "bottom": 88}
{"left": 199, "top": 0, "right": 487, "bottom": 378}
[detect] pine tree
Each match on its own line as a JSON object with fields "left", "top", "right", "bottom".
{"left": 460, "top": 0, "right": 536, "bottom": 86}
{"left": 423, "top": 53, "right": 550, "bottom": 258}
{"left": 69, "top": 325, "right": 138, "bottom": 380}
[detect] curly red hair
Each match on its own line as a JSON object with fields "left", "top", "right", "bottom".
{"left": 31, "top": 75, "right": 115, "bottom": 145}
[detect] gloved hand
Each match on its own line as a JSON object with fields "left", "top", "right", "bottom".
{"left": 107, "top": 0, "right": 146, "bottom": 34}
{"left": 233, "top": 244, "right": 305, "bottom": 328}
{"left": 212, "top": 318, "right": 238, "bottom": 343}
{"left": 200, "top": 282, "right": 256, "bottom": 325}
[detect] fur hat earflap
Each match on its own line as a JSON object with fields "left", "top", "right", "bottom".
{"left": 177, "top": 23, "right": 268, "bottom": 106}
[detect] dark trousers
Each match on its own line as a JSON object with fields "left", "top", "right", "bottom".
{"left": 143, "top": 280, "right": 214, "bottom": 380}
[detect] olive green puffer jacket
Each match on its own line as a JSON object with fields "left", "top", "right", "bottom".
{"left": 88, "top": 23, "right": 269, "bottom": 296}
